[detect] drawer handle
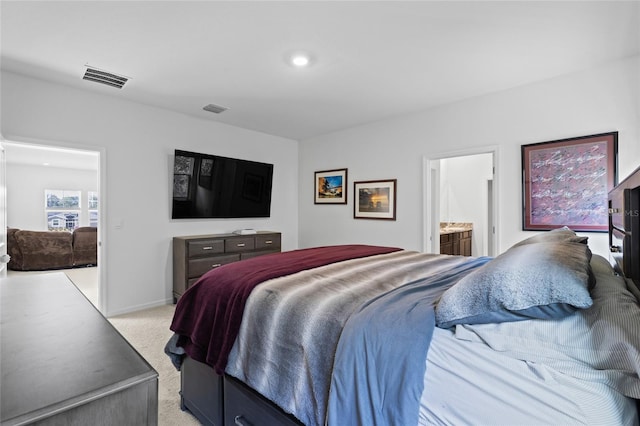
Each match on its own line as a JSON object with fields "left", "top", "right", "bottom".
{"left": 211, "top": 263, "right": 222, "bottom": 268}
{"left": 202, "top": 246, "right": 214, "bottom": 250}
{"left": 234, "top": 415, "right": 252, "bottom": 426}
{"left": 265, "top": 240, "right": 273, "bottom": 244}
{"left": 237, "top": 243, "right": 246, "bottom": 247}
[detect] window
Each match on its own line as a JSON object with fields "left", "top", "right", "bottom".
{"left": 45, "top": 189, "right": 81, "bottom": 231}
{"left": 88, "top": 191, "right": 99, "bottom": 227}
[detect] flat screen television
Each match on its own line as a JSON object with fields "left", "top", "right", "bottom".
{"left": 171, "top": 149, "right": 273, "bottom": 219}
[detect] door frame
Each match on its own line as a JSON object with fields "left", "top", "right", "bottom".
{"left": 2, "top": 135, "right": 107, "bottom": 314}
{"left": 423, "top": 146, "right": 500, "bottom": 256}
{"left": 0, "top": 139, "right": 7, "bottom": 277}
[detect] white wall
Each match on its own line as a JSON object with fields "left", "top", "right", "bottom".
{"left": 3, "top": 55, "right": 638, "bottom": 314}
{"left": 299, "top": 56, "right": 640, "bottom": 259}
{"left": 1, "top": 71, "right": 299, "bottom": 316}
{"left": 6, "top": 163, "right": 98, "bottom": 230}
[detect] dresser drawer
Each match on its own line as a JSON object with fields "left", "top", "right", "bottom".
{"left": 240, "top": 250, "right": 278, "bottom": 261}
{"left": 188, "top": 240, "right": 225, "bottom": 258}
{"left": 188, "top": 254, "right": 240, "bottom": 278}
{"left": 223, "top": 376, "right": 301, "bottom": 426}
{"left": 174, "top": 232, "right": 281, "bottom": 302}
{"left": 225, "top": 237, "right": 256, "bottom": 253}
{"left": 256, "top": 234, "right": 281, "bottom": 250}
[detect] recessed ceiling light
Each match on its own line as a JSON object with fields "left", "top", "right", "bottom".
{"left": 291, "top": 54, "right": 310, "bottom": 67}
{"left": 287, "top": 51, "right": 313, "bottom": 68}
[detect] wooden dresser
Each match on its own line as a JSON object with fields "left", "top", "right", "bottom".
{"left": 173, "top": 231, "right": 281, "bottom": 302}
{"left": 0, "top": 273, "right": 158, "bottom": 425}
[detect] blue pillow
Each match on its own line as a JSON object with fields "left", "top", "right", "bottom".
{"left": 435, "top": 241, "right": 594, "bottom": 328}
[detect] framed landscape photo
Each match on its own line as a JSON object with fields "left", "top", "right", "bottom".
{"left": 314, "top": 168, "right": 348, "bottom": 204}
{"left": 354, "top": 179, "right": 397, "bottom": 220}
{"left": 521, "top": 131, "right": 617, "bottom": 232}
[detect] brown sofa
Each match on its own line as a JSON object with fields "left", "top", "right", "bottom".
{"left": 7, "top": 227, "right": 97, "bottom": 271}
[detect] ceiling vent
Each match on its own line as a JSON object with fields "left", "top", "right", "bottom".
{"left": 203, "top": 103, "right": 229, "bottom": 114}
{"left": 83, "top": 67, "right": 128, "bottom": 89}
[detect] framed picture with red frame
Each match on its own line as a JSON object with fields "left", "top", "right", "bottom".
{"left": 521, "top": 132, "right": 617, "bottom": 232}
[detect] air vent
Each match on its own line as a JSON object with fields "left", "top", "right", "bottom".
{"left": 83, "top": 67, "right": 128, "bottom": 89}
{"left": 203, "top": 103, "right": 229, "bottom": 114}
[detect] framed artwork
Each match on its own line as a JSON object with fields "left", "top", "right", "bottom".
{"left": 521, "top": 131, "right": 618, "bottom": 232}
{"left": 354, "top": 179, "right": 397, "bottom": 220}
{"left": 314, "top": 168, "right": 348, "bottom": 204}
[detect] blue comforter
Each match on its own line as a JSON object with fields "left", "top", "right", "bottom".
{"left": 327, "top": 257, "right": 490, "bottom": 426}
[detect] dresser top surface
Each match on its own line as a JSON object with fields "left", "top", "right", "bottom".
{"left": 1, "top": 272, "right": 157, "bottom": 424}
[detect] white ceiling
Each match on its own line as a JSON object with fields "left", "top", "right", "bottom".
{"left": 1, "top": 0, "right": 639, "bottom": 146}
{"left": 3, "top": 142, "right": 99, "bottom": 171}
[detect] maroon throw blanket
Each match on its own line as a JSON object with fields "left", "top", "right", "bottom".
{"left": 170, "top": 244, "right": 402, "bottom": 374}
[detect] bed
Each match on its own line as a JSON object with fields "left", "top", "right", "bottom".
{"left": 166, "top": 165, "right": 640, "bottom": 426}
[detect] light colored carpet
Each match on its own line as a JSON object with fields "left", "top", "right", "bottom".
{"left": 109, "top": 305, "right": 201, "bottom": 426}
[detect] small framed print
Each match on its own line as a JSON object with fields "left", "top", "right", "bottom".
{"left": 314, "top": 168, "right": 348, "bottom": 204}
{"left": 354, "top": 179, "right": 397, "bottom": 220}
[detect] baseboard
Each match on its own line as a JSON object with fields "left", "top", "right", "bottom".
{"left": 106, "top": 298, "right": 172, "bottom": 317}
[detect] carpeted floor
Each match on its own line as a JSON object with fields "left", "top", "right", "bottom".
{"left": 108, "top": 305, "right": 201, "bottom": 426}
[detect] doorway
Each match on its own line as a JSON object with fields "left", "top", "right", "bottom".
{"left": 424, "top": 148, "right": 498, "bottom": 257}
{"left": 3, "top": 140, "right": 105, "bottom": 311}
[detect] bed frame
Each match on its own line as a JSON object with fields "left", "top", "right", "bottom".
{"left": 180, "top": 356, "right": 301, "bottom": 426}
{"left": 179, "top": 166, "right": 640, "bottom": 426}
{"left": 608, "top": 164, "right": 640, "bottom": 417}
{"left": 609, "top": 164, "right": 640, "bottom": 290}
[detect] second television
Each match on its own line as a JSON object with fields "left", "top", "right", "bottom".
{"left": 171, "top": 149, "right": 274, "bottom": 219}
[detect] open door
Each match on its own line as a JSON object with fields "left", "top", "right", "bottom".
{"left": 0, "top": 139, "right": 8, "bottom": 276}
{"left": 425, "top": 148, "right": 498, "bottom": 257}
{"left": 424, "top": 158, "right": 441, "bottom": 253}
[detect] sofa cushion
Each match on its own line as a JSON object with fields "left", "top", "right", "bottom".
{"left": 7, "top": 228, "right": 24, "bottom": 271}
{"left": 13, "top": 230, "right": 74, "bottom": 271}
{"left": 73, "top": 227, "right": 97, "bottom": 266}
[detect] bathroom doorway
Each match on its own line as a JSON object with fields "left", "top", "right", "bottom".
{"left": 424, "top": 148, "right": 498, "bottom": 257}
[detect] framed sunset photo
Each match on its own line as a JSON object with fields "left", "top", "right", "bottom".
{"left": 353, "top": 179, "right": 397, "bottom": 220}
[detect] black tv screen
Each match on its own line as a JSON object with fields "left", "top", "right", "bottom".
{"left": 172, "top": 149, "right": 273, "bottom": 219}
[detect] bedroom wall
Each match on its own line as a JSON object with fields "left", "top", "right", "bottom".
{"left": 6, "top": 163, "right": 98, "bottom": 230}
{"left": 298, "top": 55, "right": 640, "bottom": 259}
{"left": 1, "top": 71, "right": 299, "bottom": 316}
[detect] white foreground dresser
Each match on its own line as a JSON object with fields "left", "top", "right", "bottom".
{"left": 1, "top": 272, "right": 158, "bottom": 425}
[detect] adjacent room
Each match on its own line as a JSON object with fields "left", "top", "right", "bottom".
{"left": 1, "top": 1, "right": 639, "bottom": 425}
